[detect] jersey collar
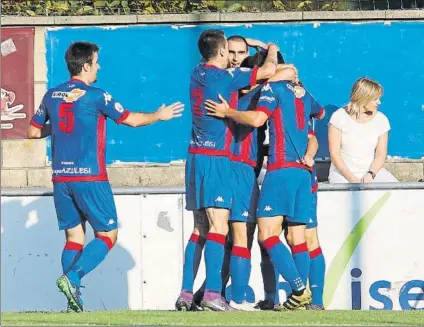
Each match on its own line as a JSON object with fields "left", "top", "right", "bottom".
{"left": 70, "top": 77, "right": 86, "bottom": 84}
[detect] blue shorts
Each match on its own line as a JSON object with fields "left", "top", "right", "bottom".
{"left": 306, "top": 191, "right": 318, "bottom": 229}
{"left": 257, "top": 168, "right": 312, "bottom": 224}
{"left": 53, "top": 181, "right": 118, "bottom": 232}
{"left": 185, "top": 153, "right": 233, "bottom": 211}
{"left": 230, "top": 161, "right": 258, "bottom": 223}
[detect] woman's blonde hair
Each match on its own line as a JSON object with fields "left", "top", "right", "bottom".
{"left": 345, "top": 77, "right": 383, "bottom": 119}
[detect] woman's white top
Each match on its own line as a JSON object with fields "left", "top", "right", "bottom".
{"left": 329, "top": 108, "right": 390, "bottom": 178}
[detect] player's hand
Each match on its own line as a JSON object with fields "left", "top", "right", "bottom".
{"left": 245, "top": 38, "right": 267, "bottom": 49}
{"left": 301, "top": 155, "right": 314, "bottom": 168}
{"left": 205, "top": 94, "right": 230, "bottom": 118}
{"left": 156, "top": 102, "right": 184, "bottom": 121}
{"left": 267, "top": 43, "right": 280, "bottom": 52}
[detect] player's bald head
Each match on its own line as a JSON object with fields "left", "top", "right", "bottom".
{"left": 198, "top": 29, "right": 227, "bottom": 61}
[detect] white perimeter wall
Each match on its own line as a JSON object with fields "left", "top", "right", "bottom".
{"left": 1, "top": 189, "right": 424, "bottom": 312}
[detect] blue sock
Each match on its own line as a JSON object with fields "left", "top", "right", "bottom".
{"left": 67, "top": 236, "right": 112, "bottom": 286}
{"left": 61, "top": 241, "right": 83, "bottom": 275}
{"left": 264, "top": 236, "right": 305, "bottom": 293}
{"left": 181, "top": 233, "right": 206, "bottom": 292}
{"left": 204, "top": 232, "right": 226, "bottom": 292}
{"left": 230, "top": 246, "right": 251, "bottom": 304}
{"left": 221, "top": 237, "right": 232, "bottom": 298}
{"left": 309, "top": 247, "right": 326, "bottom": 306}
{"left": 291, "top": 242, "right": 310, "bottom": 286}
{"left": 259, "top": 241, "right": 279, "bottom": 304}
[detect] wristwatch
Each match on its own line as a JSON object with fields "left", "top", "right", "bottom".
{"left": 367, "top": 170, "right": 376, "bottom": 179}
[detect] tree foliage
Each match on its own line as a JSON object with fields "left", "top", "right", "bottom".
{"left": 1, "top": 0, "right": 345, "bottom": 16}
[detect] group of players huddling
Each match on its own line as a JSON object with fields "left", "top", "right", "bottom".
{"left": 177, "top": 29, "right": 326, "bottom": 312}
{"left": 26, "top": 28, "right": 325, "bottom": 313}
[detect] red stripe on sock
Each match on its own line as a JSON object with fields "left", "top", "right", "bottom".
{"left": 190, "top": 233, "right": 199, "bottom": 242}
{"left": 263, "top": 236, "right": 280, "bottom": 251}
{"left": 64, "top": 241, "right": 83, "bottom": 251}
{"left": 309, "top": 247, "right": 323, "bottom": 258}
{"left": 96, "top": 236, "right": 114, "bottom": 251}
{"left": 232, "top": 246, "right": 251, "bottom": 259}
{"left": 291, "top": 242, "right": 308, "bottom": 254}
{"left": 207, "top": 232, "right": 226, "bottom": 245}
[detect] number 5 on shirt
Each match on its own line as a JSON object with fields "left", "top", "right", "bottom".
{"left": 59, "top": 102, "right": 74, "bottom": 133}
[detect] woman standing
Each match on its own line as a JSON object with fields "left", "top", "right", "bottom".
{"left": 328, "top": 77, "right": 398, "bottom": 183}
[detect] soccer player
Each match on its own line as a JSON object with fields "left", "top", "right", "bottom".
{"left": 178, "top": 29, "right": 279, "bottom": 311}
{"left": 26, "top": 41, "right": 184, "bottom": 312}
{"left": 190, "top": 36, "right": 274, "bottom": 309}
{"left": 227, "top": 52, "right": 297, "bottom": 311}
{"left": 256, "top": 117, "right": 326, "bottom": 311}
{"left": 205, "top": 68, "right": 323, "bottom": 310}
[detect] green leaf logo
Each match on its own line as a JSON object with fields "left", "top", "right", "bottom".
{"left": 323, "top": 192, "right": 391, "bottom": 308}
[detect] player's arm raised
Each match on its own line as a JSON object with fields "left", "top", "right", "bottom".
{"left": 121, "top": 102, "right": 184, "bottom": 127}
{"left": 255, "top": 43, "right": 279, "bottom": 80}
{"left": 245, "top": 38, "right": 268, "bottom": 50}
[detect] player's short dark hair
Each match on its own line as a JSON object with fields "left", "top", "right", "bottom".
{"left": 65, "top": 41, "right": 99, "bottom": 77}
{"left": 240, "top": 50, "right": 285, "bottom": 69}
{"left": 227, "top": 35, "right": 248, "bottom": 50}
{"left": 198, "top": 29, "right": 227, "bottom": 61}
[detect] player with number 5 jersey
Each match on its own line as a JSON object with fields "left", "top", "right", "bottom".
{"left": 27, "top": 41, "right": 183, "bottom": 313}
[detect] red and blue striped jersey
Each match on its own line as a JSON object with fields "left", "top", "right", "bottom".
{"left": 255, "top": 81, "right": 324, "bottom": 172}
{"left": 188, "top": 64, "right": 258, "bottom": 157}
{"left": 30, "top": 78, "right": 129, "bottom": 182}
{"left": 230, "top": 86, "right": 263, "bottom": 167}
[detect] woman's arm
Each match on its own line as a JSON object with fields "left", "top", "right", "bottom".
{"left": 362, "top": 132, "right": 388, "bottom": 183}
{"left": 328, "top": 124, "right": 360, "bottom": 183}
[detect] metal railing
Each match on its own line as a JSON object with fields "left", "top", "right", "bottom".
{"left": 2, "top": 182, "right": 424, "bottom": 197}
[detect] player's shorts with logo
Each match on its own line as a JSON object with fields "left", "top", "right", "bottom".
{"left": 53, "top": 181, "right": 118, "bottom": 231}
{"left": 257, "top": 167, "right": 312, "bottom": 224}
{"left": 230, "top": 161, "right": 258, "bottom": 223}
{"left": 185, "top": 153, "right": 233, "bottom": 211}
{"left": 306, "top": 191, "right": 318, "bottom": 229}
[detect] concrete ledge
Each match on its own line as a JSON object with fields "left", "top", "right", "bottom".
{"left": 3, "top": 10, "right": 424, "bottom": 27}
{"left": 220, "top": 12, "right": 303, "bottom": 22}
{"left": 384, "top": 162, "right": 424, "bottom": 182}
{"left": 386, "top": 9, "right": 424, "bottom": 19}
{"left": 316, "top": 161, "right": 423, "bottom": 182}
{"left": 54, "top": 15, "right": 137, "bottom": 25}
{"left": 27, "top": 167, "right": 52, "bottom": 188}
{"left": 137, "top": 13, "right": 220, "bottom": 23}
{"left": 2, "top": 160, "right": 422, "bottom": 188}
{"left": 1, "top": 139, "right": 47, "bottom": 168}
{"left": 302, "top": 10, "right": 386, "bottom": 20}
{"left": 1, "top": 16, "right": 55, "bottom": 26}
{"left": 1, "top": 169, "right": 28, "bottom": 188}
